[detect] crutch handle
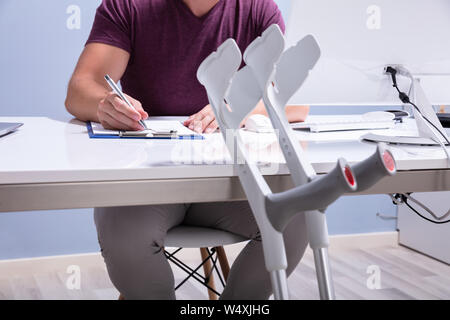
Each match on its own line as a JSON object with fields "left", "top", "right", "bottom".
{"left": 266, "top": 158, "right": 357, "bottom": 232}
{"left": 350, "top": 143, "right": 396, "bottom": 192}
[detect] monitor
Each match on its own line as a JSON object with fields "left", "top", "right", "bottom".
{"left": 285, "top": 0, "right": 450, "bottom": 106}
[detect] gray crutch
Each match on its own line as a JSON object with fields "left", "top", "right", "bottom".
{"left": 197, "top": 25, "right": 397, "bottom": 300}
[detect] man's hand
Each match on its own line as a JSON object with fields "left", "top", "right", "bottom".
{"left": 183, "top": 104, "right": 218, "bottom": 133}
{"left": 97, "top": 91, "right": 149, "bottom": 130}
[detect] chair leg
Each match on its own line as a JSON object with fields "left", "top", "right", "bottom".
{"left": 200, "top": 247, "right": 217, "bottom": 300}
{"left": 119, "top": 246, "right": 229, "bottom": 301}
{"left": 215, "top": 246, "right": 230, "bottom": 282}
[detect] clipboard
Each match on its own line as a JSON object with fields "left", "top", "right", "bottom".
{"left": 86, "top": 121, "right": 204, "bottom": 140}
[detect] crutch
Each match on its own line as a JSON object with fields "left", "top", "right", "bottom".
{"left": 197, "top": 25, "right": 397, "bottom": 300}
{"left": 242, "top": 25, "right": 397, "bottom": 299}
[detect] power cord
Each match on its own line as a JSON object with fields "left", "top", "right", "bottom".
{"left": 385, "top": 66, "right": 450, "bottom": 146}
{"left": 385, "top": 67, "right": 450, "bottom": 225}
{"left": 390, "top": 193, "right": 450, "bottom": 224}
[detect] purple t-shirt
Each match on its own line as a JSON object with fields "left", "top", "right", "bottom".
{"left": 87, "top": 0, "right": 285, "bottom": 116}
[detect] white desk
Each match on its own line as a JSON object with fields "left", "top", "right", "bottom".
{"left": 0, "top": 116, "right": 449, "bottom": 212}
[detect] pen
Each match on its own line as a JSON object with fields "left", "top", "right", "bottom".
{"left": 104, "top": 74, "right": 147, "bottom": 130}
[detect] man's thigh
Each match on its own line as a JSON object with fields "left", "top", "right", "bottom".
{"left": 183, "top": 201, "right": 259, "bottom": 239}
{"left": 94, "top": 204, "right": 188, "bottom": 252}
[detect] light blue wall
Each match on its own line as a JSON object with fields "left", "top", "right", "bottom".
{"left": 0, "top": 0, "right": 102, "bottom": 260}
{"left": 0, "top": 0, "right": 100, "bottom": 118}
{"left": 0, "top": 0, "right": 396, "bottom": 260}
{"left": 275, "top": 0, "right": 291, "bottom": 18}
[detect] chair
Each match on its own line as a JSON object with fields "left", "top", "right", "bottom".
{"left": 165, "top": 226, "right": 247, "bottom": 300}
{"left": 118, "top": 226, "right": 247, "bottom": 300}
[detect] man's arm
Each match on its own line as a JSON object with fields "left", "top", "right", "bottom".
{"left": 184, "top": 101, "right": 309, "bottom": 133}
{"left": 65, "top": 43, "right": 147, "bottom": 130}
{"left": 248, "top": 100, "right": 309, "bottom": 123}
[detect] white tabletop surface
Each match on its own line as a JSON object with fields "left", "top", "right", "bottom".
{"left": 0, "top": 116, "right": 449, "bottom": 185}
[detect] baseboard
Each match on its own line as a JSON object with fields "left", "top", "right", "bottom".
{"left": 329, "top": 231, "right": 399, "bottom": 250}
{"left": 216, "top": 231, "right": 399, "bottom": 259}
{"left": 0, "top": 231, "right": 398, "bottom": 277}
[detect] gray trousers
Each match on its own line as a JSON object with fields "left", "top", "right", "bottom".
{"left": 94, "top": 201, "right": 308, "bottom": 300}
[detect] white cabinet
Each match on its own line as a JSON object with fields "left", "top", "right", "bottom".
{"left": 398, "top": 191, "right": 450, "bottom": 264}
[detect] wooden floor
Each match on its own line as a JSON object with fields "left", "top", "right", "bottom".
{"left": 0, "top": 242, "right": 449, "bottom": 300}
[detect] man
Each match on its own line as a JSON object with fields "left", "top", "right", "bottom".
{"left": 65, "top": 0, "right": 309, "bottom": 300}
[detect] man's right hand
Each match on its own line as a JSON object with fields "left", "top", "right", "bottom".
{"left": 97, "top": 91, "right": 149, "bottom": 131}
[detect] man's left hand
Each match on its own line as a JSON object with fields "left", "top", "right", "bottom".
{"left": 183, "top": 104, "right": 218, "bottom": 133}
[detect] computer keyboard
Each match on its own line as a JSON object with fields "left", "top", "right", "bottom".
{"left": 291, "top": 112, "right": 396, "bottom": 133}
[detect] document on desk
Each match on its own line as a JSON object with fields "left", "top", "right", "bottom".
{"left": 87, "top": 120, "right": 204, "bottom": 140}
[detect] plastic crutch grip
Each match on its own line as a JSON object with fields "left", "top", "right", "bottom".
{"left": 350, "top": 143, "right": 397, "bottom": 192}
{"left": 265, "top": 158, "right": 357, "bottom": 232}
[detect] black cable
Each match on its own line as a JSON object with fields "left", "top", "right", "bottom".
{"left": 400, "top": 194, "right": 450, "bottom": 224}
{"left": 409, "top": 101, "right": 450, "bottom": 145}
{"left": 391, "top": 82, "right": 450, "bottom": 145}
{"left": 384, "top": 68, "right": 450, "bottom": 225}
{"left": 385, "top": 66, "right": 450, "bottom": 145}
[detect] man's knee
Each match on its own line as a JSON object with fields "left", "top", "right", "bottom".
{"left": 105, "top": 241, "right": 175, "bottom": 300}
{"left": 93, "top": 205, "right": 179, "bottom": 258}
{"left": 93, "top": 206, "right": 178, "bottom": 299}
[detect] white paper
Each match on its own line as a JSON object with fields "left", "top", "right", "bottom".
{"left": 91, "top": 120, "right": 200, "bottom": 137}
